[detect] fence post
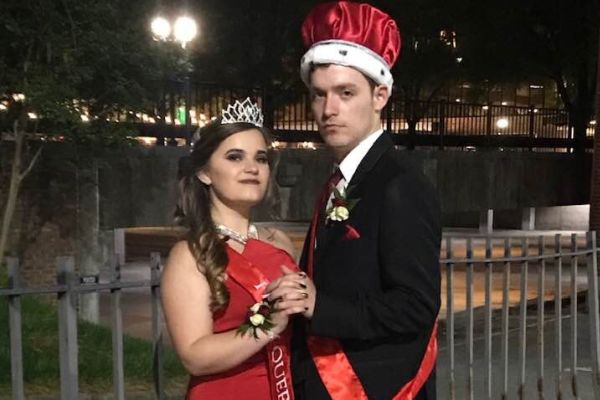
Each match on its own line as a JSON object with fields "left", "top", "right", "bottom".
{"left": 114, "top": 228, "right": 126, "bottom": 267}
{"left": 466, "top": 238, "right": 474, "bottom": 400}
{"left": 554, "top": 234, "right": 564, "bottom": 399}
{"left": 439, "top": 101, "right": 446, "bottom": 150}
{"left": 485, "top": 104, "right": 493, "bottom": 137}
{"left": 150, "top": 252, "right": 164, "bottom": 400}
{"left": 386, "top": 92, "right": 393, "bottom": 133}
{"left": 518, "top": 237, "right": 529, "bottom": 400}
{"left": 528, "top": 105, "right": 535, "bottom": 151}
{"left": 484, "top": 238, "right": 493, "bottom": 400}
{"left": 586, "top": 232, "right": 600, "bottom": 398}
{"left": 501, "top": 238, "right": 511, "bottom": 399}
{"left": 7, "top": 257, "right": 25, "bottom": 400}
{"left": 57, "top": 256, "right": 79, "bottom": 400}
{"left": 111, "top": 253, "right": 125, "bottom": 400}
{"left": 536, "top": 236, "right": 546, "bottom": 399}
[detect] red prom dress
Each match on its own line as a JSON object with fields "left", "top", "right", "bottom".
{"left": 186, "top": 239, "right": 298, "bottom": 400}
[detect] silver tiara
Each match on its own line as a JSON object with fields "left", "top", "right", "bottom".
{"left": 221, "top": 98, "right": 264, "bottom": 127}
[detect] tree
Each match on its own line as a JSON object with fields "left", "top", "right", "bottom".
{"left": 454, "top": 0, "right": 599, "bottom": 154}
{"left": 383, "top": 0, "right": 462, "bottom": 143}
{"left": 0, "top": 0, "right": 180, "bottom": 264}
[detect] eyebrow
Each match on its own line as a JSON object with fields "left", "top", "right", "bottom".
{"left": 311, "top": 83, "right": 359, "bottom": 92}
{"left": 225, "top": 148, "right": 267, "bottom": 155}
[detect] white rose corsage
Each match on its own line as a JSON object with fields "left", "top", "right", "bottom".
{"left": 326, "top": 186, "right": 359, "bottom": 222}
{"left": 237, "top": 300, "right": 275, "bottom": 339}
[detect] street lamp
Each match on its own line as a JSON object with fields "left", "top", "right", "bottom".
{"left": 151, "top": 15, "right": 197, "bottom": 48}
{"left": 151, "top": 14, "right": 198, "bottom": 145}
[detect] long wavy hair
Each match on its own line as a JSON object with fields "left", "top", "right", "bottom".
{"left": 175, "top": 120, "right": 272, "bottom": 312}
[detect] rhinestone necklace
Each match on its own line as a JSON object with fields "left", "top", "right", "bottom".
{"left": 215, "top": 224, "right": 258, "bottom": 245}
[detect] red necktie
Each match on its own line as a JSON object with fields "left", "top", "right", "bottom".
{"left": 306, "top": 169, "right": 342, "bottom": 278}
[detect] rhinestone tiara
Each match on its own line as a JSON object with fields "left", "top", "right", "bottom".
{"left": 221, "top": 98, "right": 264, "bottom": 128}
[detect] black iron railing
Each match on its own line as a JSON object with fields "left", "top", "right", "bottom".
{"left": 130, "top": 82, "right": 589, "bottom": 151}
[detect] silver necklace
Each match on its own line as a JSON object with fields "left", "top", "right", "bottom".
{"left": 214, "top": 224, "right": 258, "bottom": 245}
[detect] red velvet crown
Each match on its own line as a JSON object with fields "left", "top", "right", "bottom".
{"left": 300, "top": 2, "right": 401, "bottom": 90}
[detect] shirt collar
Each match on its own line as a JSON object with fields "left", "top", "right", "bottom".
{"left": 338, "top": 129, "right": 384, "bottom": 183}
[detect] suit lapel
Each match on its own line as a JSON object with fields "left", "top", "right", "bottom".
{"left": 347, "top": 132, "right": 394, "bottom": 189}
{"left": 315, "top": 132, "right": 394, "bottom": 256}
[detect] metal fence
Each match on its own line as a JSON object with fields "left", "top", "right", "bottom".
{"left": 132, "top": 82, "right": 588, "bottom": 151}
{"left": 1, "top": 232, "right": 600, "bottom": 399}
{"left": 1, "top": 253, "right": 164, "bottom": 400}
{"left": 440, "top": 232, "right": 600, "bottom": 400}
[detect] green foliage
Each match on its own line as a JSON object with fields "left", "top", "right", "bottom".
{"left": 0, "top": 0, "right": 182, "bottom": 136}
{"left": 0, "top": 295, "right": 187, "bottom": 394}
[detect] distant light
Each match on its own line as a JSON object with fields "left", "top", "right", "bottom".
{"left": 482, "top": 105, "right": 489, "bottom": 110}
{"left": 501, "top": 101, "right": 508, "bottom": 106}
{"left": 456, "top": 57, "right": 463, "bottom": 63}
{"left": 27, "top": 112, "right": 38, "bottom": 120}
{"left": 81, "top": 114, "right": 90, "bottom": 122}
{"left": 12, "top": 93, "right": 25, "bottom": 101}
{"left": 455, "top": 98, "right": 461, "bottom": 103}
{"left": 137, "top": 136, "right": 157, "bottom": 146}
{"left": 591, "top": 120, "right": 597, "bottom": 126}
{"left": 529, "top": 84, "right": 544, "bottom": 89}
{"left": 151, "top": 17, "right": 171, "bottom": 41}
{"left": 0, "top": 103, "right": 7, "bottom": 111}
{"left": 299, "top": 141, "right": 316, "bottom": 150}
{"left": 271, "top": 140, "right": 281, "bottom": 149}
{"left": 533, "top": 109, "right": 539, "bottom": 113}
{"left": 496, "top": 118, "right": 509, "bottom": 129}
{"left": 174, "top": 16, "right": 198, "bottom": 47}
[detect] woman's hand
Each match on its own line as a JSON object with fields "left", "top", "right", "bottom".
{"left": 269, "top": 306, "right": 290, "bottom": 337}
{"left": 266, "top": 266, "right": 316, "bottom": 319}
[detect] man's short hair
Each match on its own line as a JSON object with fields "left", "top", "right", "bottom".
{"left": 308, "top": 63, "right": 379, "bottom": 92}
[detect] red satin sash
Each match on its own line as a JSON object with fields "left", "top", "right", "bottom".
{"left": 227, "top": 245, "right": 296, "bottom": 400}
{"left": 305, "top": 207, "right": 438, "bottom": 399}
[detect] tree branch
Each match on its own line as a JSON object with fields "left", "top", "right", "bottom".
{"left": 60, "top": 0, "right": 78, "bottom": 49}
{"left": 19, "top": 146, "right": 43, "bottom": 182}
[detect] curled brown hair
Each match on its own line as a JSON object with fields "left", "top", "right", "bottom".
{"left": 175, "top": 119, "right": 272, "bottom": 311}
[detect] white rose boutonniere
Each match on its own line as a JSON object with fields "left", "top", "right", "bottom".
{"left": 326, "top": 186, "right": 359, "bottom": 223}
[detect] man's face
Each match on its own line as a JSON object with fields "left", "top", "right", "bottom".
{"left": 309, "top": 64, "right": 389, "bottom": 161}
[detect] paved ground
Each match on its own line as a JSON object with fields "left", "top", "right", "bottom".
{"left": 437, "top": 311, "right": 599, "bottom": 399}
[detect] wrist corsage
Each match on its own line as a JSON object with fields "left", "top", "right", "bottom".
{"left": 237, "top": 300, "right": 275, "bottom": 339}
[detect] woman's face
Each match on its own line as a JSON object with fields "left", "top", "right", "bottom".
{"left": 198, "top": 128, "right": 270, "bottom": 210}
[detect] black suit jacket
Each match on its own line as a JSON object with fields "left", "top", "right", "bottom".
{"left": 293, "top": 133, "right": 442, "bottom": 400}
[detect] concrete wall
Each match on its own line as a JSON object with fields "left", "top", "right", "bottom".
{"left": 98, "top": 146, "right": 590, "bottom": 228}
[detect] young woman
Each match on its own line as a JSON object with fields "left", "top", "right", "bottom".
{"left": 161, "top": 99, "right": 309, "bottom": 400}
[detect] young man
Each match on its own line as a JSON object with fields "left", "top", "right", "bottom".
{"left": 268, "top": 2, "right": 441, "bottom": 399}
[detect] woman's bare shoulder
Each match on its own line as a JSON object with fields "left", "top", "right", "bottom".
{"left": 164, "top": 240, "right": 203, "bottom": 274}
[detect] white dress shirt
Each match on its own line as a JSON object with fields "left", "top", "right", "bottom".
{"left": 327, "top": 128, "right": 384, "bottom": 208}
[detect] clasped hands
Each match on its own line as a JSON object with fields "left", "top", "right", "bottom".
{"left": 265, "top": 266, "right": 316, "bottom": 319}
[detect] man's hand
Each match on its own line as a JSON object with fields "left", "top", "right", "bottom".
{"left": 266, "top": 266, "right": 316, "bottom": 319}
